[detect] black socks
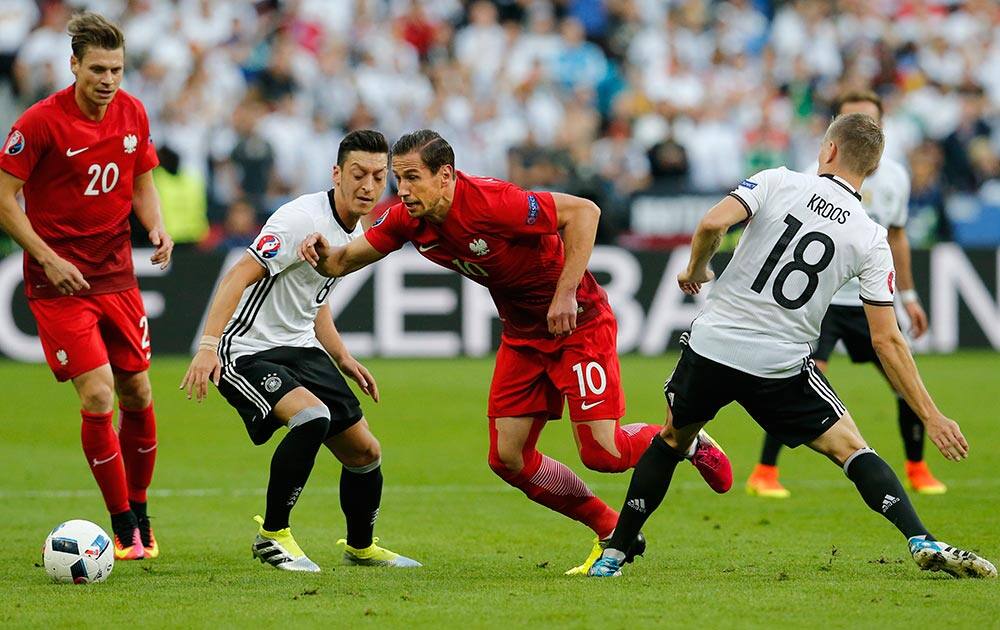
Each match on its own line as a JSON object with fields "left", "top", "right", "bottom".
{"left": 110, "top": 509, "right": 138, "bottom": 543}
{"left": 845, "top": 449, "right": 930, "bottom": 539}
{"left": 897, "top": 397, "right": 924, "bottom": 462}
{"left": 263, "top": 417, "right": 330, "bottom": 531}
{"left": 607, "top": 435, "right": 685, "bottom": 552}
{"left": 759, "top": 433, "right": 783, "bottom": 467}
{"left": 340, "top": 461, "right": 383, "bottom": 548}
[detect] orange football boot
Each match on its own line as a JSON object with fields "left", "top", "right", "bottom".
{"left": 746, "top": 464, "right": 791, "bottom": 498}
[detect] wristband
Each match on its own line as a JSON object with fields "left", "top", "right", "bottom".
{"left": 199, "top": 335, "right": 220, "bottom": 352}
{"left": 899, "top": 289, "right": 919, "bottom": 304}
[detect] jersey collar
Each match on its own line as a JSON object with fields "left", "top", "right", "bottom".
{"left": 819, "top": 173, "right": 862, "bottom": 201}
{"left": 327, "top": 188, "right": 352, "bottom": 233}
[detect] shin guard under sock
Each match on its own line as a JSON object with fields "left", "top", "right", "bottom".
{"left": 844, "top": 449, "right": 931, "bottom": 539}
{"left": 340, "top": 460, "right": 383, "bottom": 548}
{"left": 607, "top": 435, "right": 685, "bottom": 552}
{"left": 263, "top": 417, "right": 330, "bottom": 531}
{"left": 81, "top": 410, "right": 130, "bottom": 515}
{"left": 118, "top": 404, "right": 157, "bottom": 503}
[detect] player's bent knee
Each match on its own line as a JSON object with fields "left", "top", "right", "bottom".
{"left": 341, "top": 436, "right": 381, "bottom": 468}
{"left": 79, "top": 383, "right": 115, "bottom": 413}
{"left": 117, "top": 382, "right": 152, "bottom": 410}
{"left": 114, "top": 370, "right": 153, "bottom": 409}
{"left": 578, "top": 441, "right": 625, "bottom": 473}
{"left": 488, "top": 445, "right": 523, "bottom": 478}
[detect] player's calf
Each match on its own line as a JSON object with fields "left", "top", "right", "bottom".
{"left": 488, "top": 418, "right": 618, "bottom": 538}
{"left": 263, "top": 407, "right": 330, "bottom": 531}
{"left": 575, "top": 421, "right": 660, "bottom": 473}
{"left": 843, "top": 447, "right": 937, "bottom": 543}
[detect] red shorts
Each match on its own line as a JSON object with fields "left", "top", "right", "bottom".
{"left": 488, "top": 306, "right": 625, "bottom": 422}
{"left": 28, "top": 287, "right": 151, "bottom": 382}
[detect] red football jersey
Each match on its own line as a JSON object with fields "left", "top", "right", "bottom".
{"left": 365, "top": 171, "right": 609, "bottom": 338}
{"left": 0, "top": 85, "right": 159, "bottom": 298}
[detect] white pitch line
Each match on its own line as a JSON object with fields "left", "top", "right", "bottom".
{"left": 3, "top": 477, "right": 1000, "bottom": 500}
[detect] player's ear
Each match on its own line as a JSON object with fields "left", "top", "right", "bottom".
{"left": 439, "top": 164, "right": 453, "bottom": 186}
{"left": 332, "top": 164, "right": 342, "bottom": 188}
{"left": 827, "top": 141, "right": 839, "bottom": 165}
{"left": 70, "top": 55, "right": 79, "bottom": 76}
{"left": 820, "top": 140, "right": 836, "bottom": 166}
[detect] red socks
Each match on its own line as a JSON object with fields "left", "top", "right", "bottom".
{"left": 576, "top": 422, "right": 661, "bottom": 473}
{"left": 488, "top": 418, "right": 619, "bottom": 538}
{"left": 618, "top": 423, "right": 662, "bottom": 468}
{"left": 516, "top": 454, "right": 619, "bottom": 538}
{"left": 80, "top": 410, "right": 130, "bottom": 515}
{"left": 118, "top": 404, "right": 157, "bottom": 503}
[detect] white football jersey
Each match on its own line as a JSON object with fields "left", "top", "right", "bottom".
{"left": 805, "top": 158, "right": 909, "bottom": 306}
{"left": 690, "top": 167, "right": 896, "bottom": 378}
{"left": 220, "top": 190, "right": 361, "bottom": 365}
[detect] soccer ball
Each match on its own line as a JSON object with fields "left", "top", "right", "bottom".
{"left": 42, "top": 520, "right": 114, "bottom": 584}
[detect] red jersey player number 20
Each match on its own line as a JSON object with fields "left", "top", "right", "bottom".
{"left": 0, "top": 84, "right": 159, "bottom": 300}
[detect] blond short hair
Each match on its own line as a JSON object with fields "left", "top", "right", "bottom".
{"left": 823, "top": 113, "right": 884, "bottom": 177}
{"left": 68, "top": 12, "right": 124, "bottom": 60}
{"left": 834, "top": 89, "right": 883, "bottom": 118}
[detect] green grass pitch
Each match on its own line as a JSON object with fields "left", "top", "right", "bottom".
{"left": 1, "top": 352, "right": 997, "bottom": 628}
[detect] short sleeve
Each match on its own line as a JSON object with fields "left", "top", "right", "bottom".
{"left": 135, "top": 102, "right": 158, "bottom": 175}
{"left": 0, "top": 108, "right": 51, "bottom": 182}
{"left": 505, "top": 187, "right": 557, "bottom": 235}
{"left": 858, "top": 233, "right": 896, "bottom": 306}
{"left": 488, "top": 185, "right": 558, "bottom": 236}
{"left": 246, "top": 207, "right": 314, "bottom": 276}
{"left": 364, "top": 204, "right": 411, "bottom": 255}
{"left": 727, "top": 169, "right": 777, "bottom": 220}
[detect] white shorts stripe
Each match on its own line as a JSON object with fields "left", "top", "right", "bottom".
{"left": 807, "top": 363, "right": 847, "bottom": 415}
{"left": 807, "top": 371, "right": 846, "bottom": 417}
{"left": 807, "top": 374, "right": 843, "bottom": 417}
{"left": 222, "top": 371, "right": 267, "bottom": 417}
{"left": 222, "top": 369, "right": 269, "bottom": 418}
{"left": 229, "top": 368, "right": 272, "bottom": 414}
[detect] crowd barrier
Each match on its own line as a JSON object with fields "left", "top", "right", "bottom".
{"left": 0, "top": 244, "right": 997, "bottom": 361}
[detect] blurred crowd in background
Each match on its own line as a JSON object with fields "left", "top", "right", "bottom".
{"left": 1, "top": 0, "right": 998, "bottom": 250}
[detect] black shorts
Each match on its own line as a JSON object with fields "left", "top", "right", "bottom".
{"left": 813, "top": 305, "right": 877, "bottom": 363}
{"left": 664, "top": 344, "right": 848, "bottom": 447}
{"left": 217, "top": 346, "right": 363, "bottom": 445}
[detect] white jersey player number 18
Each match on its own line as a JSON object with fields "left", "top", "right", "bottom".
{"left": 751, "top": 214, "right": 836, "bottom": 310}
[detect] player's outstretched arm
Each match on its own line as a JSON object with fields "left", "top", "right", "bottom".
{"left": 678, "top": 195, "right": 748, "bottom": 294}
{"left": 549, "top": 192, "right": 601, "bottom": 335}
{"left": 299, "top": 232, "right": 385, "bottom": 277}
{"left": 886, "top": 226, "right": 928, "bottom": 338}
{"left": 0, "top": 170, "right": 90, "bottom": 294}
{"left": 864, "top": 303, "right": 968, "bottom": 461}
{"left": 314, "top": 304, "right": 379, "bottom": 403}
{"left": 132, "top": 170, "right": 174, "bottom": 269}
{"left": 180, "top": 254, "right": 267, "bottom": 402}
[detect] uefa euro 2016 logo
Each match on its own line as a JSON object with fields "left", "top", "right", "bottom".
{"left": 4, "top": 130, "right": 24, "bottom": 155}
{"left": 255, "top": 234, "right": 281, "bottom": 259}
